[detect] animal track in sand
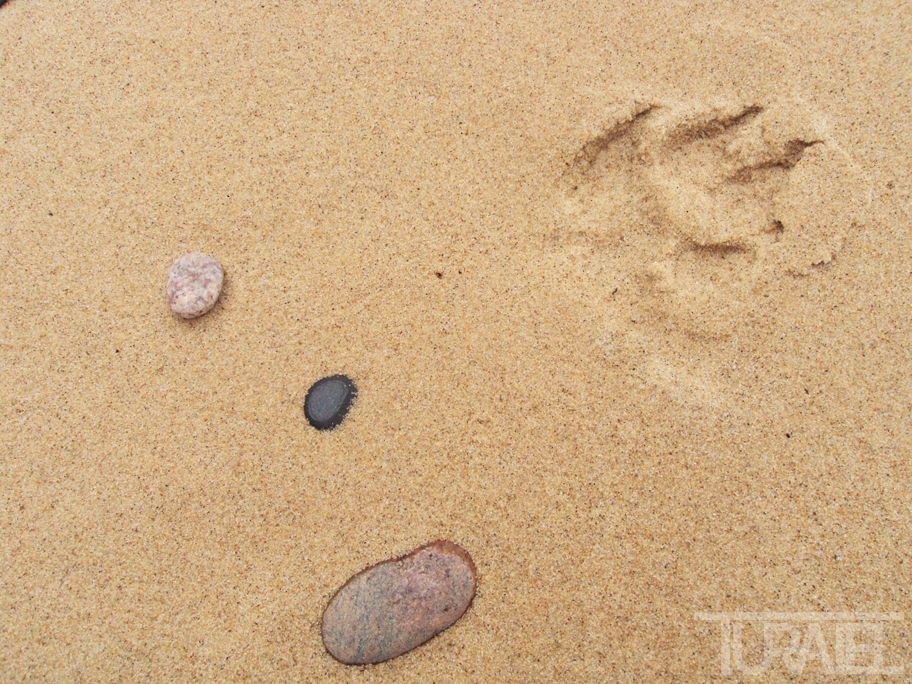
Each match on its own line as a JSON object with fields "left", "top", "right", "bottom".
{"left": 562, "top": 98, "right": 865, "bottom": 279}
{"left": 556, "top": 97, "right": 868, "bottom": 407}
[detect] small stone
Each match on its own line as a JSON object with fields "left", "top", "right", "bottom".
{"left": 322, "top": 540, "right": 477, "bottom": 665}
{"left": 304, "top": 375, "right": 357, "bottom": 430}
{"left": 166, "top": 253, "right": 224, "bottom": 319}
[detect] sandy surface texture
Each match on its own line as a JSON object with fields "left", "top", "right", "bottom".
{"left": 1, "top": 1, "right": 910, "bottom": 681}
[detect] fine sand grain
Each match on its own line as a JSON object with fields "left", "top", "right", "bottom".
{"left": 1, "top": 1, "right": 910, "bottom": 681}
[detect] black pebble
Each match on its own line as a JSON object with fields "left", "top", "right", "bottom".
{"left": 304, "top": 375, "right": 357, "bottom": 430}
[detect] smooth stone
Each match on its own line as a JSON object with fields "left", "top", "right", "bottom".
{"left": 304, "top": 375, "right": 357, "bottom": 430}
{"left": 166, "top": 253, "right": 224, "bottom": 319}
{"left": 322, "top": 540, "right": 477, "bottom": 665}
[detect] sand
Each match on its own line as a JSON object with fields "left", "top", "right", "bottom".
{"left": 1, "top": 0, "right": 910, "bottom": 681}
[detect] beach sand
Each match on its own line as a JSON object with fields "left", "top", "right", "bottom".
{"left": 1, "top": 1, "right": 910, "bottom": 680}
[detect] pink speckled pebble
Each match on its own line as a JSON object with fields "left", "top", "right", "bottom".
{"left": 166, "top": 253, "right": 224, "bottom": 319}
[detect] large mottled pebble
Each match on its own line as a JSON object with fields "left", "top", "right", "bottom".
{"left": 304, "top": 375, "right": 357, "bottom": 430}
{"left": 166, "top": 253, "right": 224, "bottom": 319}
{"left": 322, "top": 540, "right": 477, "bottom": 665}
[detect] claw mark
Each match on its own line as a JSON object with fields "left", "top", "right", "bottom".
{"left": 562, "top": 98, "right": 864, "bottom": 273}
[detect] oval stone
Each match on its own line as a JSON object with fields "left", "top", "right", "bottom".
{"left": 322, "top": 540, "right": 477, "bottom": 665}
{"left": 304, "top": 375, "right": 357, "bottom": 430}
{"left": 166, "top": 253, "right": 224, "bottom": 319}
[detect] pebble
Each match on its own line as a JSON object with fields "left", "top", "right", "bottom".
{"left": 304, "top": 375, "right": 357, "bottom": 430}
{"left": 321, "top": 540, "right": 477, "bottom": 665}
{"left": 166, "top": 253, "right": 224, "bottom": 319}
